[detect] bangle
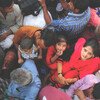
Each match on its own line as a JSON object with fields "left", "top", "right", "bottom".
{"left": 58, "top": 73, "right": 62, "bottom": 75}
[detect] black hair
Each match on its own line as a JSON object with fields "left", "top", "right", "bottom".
{"left": 83, "top": 37, "right": 100, "bottom": 57}
{"left": 20, "top": 37, "right": 34, "bottom": 50}
{"left": 41, "top": 25, "right": 59, "bottom": 47}
{"left": 55, "top": 34, "right": 68, "bottom": 45}
{"left": 18, "top": 0, "right": 41, "bottom": 16}
{"left": 92, "top": 82, "right": 100, "bottom": 99}
{"left": 73, "top": 0, "right": 89, "bottom": 13}
{"left": 0, "top": 0, "right": 13, "bottom": 8}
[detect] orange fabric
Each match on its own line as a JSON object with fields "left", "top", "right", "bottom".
{"left": 13, "top": 26, "right": 41, "bottom": 45}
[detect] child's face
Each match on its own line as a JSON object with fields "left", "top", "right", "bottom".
{"left": 21, "top": 48, "right": 33, "bottom": 54}
{"left": 55, "top": 41, "right": 67, "bottom": 53}
{"left": 81, "top": 46, "right": 94, "bottom": 60}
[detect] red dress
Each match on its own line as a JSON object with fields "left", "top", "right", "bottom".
{"left": 46, "top": 45, "right": 65, "bottom": 74}
{"left": 50, "top": 38, "right": 100, "bottom": 87}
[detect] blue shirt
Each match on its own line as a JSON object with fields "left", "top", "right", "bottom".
{"left": 51, "top": 7, "right": 90, "bottom": 35}
{"left": 7, "top": 59, "right": 41, "bottom": 100}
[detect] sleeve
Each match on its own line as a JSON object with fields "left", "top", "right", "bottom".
{"left": 10, "top": 4, "right": 23, "bottom": 33}
{"left": 74, "top": 38, "right": 86, "bottom": 51}
{"left": 46, "top": 46, "right": 55, "bottom": 65}
{"left": 25, "top": 87, "right": 40, "bottom": 100}
{"left": 51, "top": 18, "right": 70, "bottom": 32}
{"left": 13, "top": 27, "right": 26, "bottom": 45}
{"left": 67, "top": 77, "right": 85, "bottom": 97}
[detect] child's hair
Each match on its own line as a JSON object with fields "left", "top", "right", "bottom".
{"left": 92, "top": 82, "right": 100, "bottom": 99}
{"left": 55, "top": 33, "right": 68, "bottom": 45}
{"left": 0, "top": 0, "right": 13, "bottom": 8}
{"left": 41, "top": 25, "right": 60, "bottom": 47}
{"left": 73, "top": 0, "right": 89, "bottom": 13}
{"left": 20, "top": 37, "right": 34, "bottom": 50}
{"left": 83, "top": 37, "right": 100, "bottom": 57}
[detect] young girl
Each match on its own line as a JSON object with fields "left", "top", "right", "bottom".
{"left": 51, "top": 37, "right": 100, "bottom": 88}
{"left": 46, "top": 33, "right": 76, "bottom": 86}
{"left": 18, "top": 37, "right": 42, "bottom": 64}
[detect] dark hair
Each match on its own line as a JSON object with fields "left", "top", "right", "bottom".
{"left": 20, "top": 37, "right": 34, "bottom": 50}
{"left": 83, "top": 38, "right": 100, "bottom": 57}
{"left": 41, "top": 25, "right": 59, "bottom": 47}
{"left": 55, "top": 34, "right": 68, "bottom": 44}
{"left": 73, "top": 0, "right": 89, "bottom": 13}
{"left": 0, "top": 0, "right": 13, "bottom": 8}
{"left": 18, "top": 0, "right": 41, "bottom": 16}
{"left": 92, "top": 82, "right": 100, "bottom": 99}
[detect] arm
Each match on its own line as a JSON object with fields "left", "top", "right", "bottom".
{"left": 46, "top": 46, "right": 57, "bottom": 64}
{"left": 18, "top": 49, "right": 24, "bottom": 64}
{"left": 57, "top": 62, "right": 62, "bottom": 75}
{"left": 50, "top": 54, "right": 59, "bottom": 63}
{"left": 38, "top": 0, "right": 52, "bottom": 24}
{"left": 51, "top": 50, "right": 63, "bottom": 63}
{"left": 0, "top": 29, "right": 13, "bottom": 42}
{"left": 38, "top": 48, "right": 42, "bottom": 59}
{"left": 75, "top": 89, "right": 86, "bottom": 100}
{"left": 67, "top": 77, "right": 85, "bottom": 97}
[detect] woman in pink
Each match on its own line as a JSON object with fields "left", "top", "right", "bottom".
{"left": 51, "top": 37, "right": 100, "bottom": 87}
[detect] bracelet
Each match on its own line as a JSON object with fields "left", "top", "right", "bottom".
{"left": 58, "top": 73, "right": 62, "bottom": 75}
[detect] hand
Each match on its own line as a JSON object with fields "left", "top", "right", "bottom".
{"left": 18, "top": 58, "right": 24, "bottom": 64}
{"left": 38, "top": 55, "right": 42, "bottom": 59}
{"left": 56, "top": 50, "right": 63, "bottom": 56}
{"left": 65, "top": 78, "right": 77, "bottom": 85}
{"left": 75, "top": 89, "right": 86, "bottom": 100}
{"left": 0, "top": 32, "right": 9, "bottom": 41}
{"left": 55, "top": 75, "right": 67, "bottom": 85}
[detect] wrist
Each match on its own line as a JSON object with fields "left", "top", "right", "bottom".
{"left": 58, "top": 73, "right": 62, "bottom": 77}
{"left": 41, "top": 4, "right": 46, "bottom": 8}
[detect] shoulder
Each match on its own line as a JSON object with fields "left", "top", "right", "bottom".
{"left": 13, "top": 4, "right": 21, "bottom": 13}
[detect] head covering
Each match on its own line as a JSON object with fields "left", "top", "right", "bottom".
{"left": 79, "top": 74, "right": 100, "bottom": 90}
{"left": 39, "top": 85, "right": 72, "bottom": 100}
{"left": 10, "top": 68, "right": 32, "bottom": 86}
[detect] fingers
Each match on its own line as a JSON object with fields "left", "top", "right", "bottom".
{"left": 65, "top": 78, "right": 77, "bottom": 84}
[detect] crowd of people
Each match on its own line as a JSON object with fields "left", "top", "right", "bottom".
{"left": 0, "top": 0, "right": 100, "bottom": 100}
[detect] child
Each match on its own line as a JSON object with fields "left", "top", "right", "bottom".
{"left": 46, "top": 33, "right": 77, "bottom": 86}
{"left": 18, "top": 37, "right": 42, "bottom": 64}
{"left": 67, "top": 74, "right": 100, "bottom": 100}
{"left": 51, "top": 37, "right": 100, "bottom": 87}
